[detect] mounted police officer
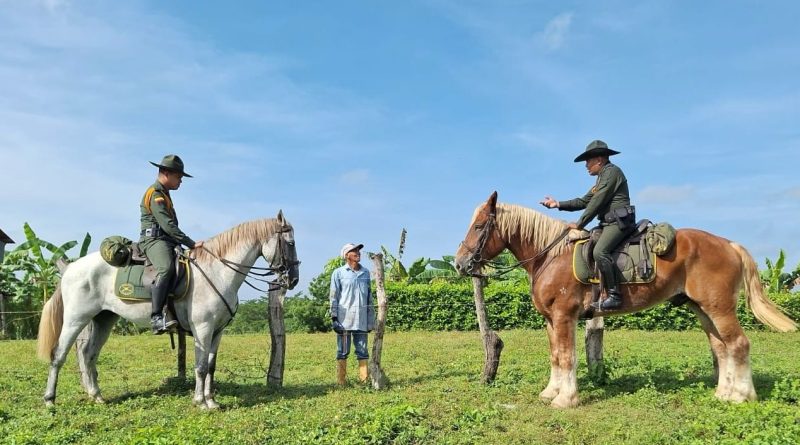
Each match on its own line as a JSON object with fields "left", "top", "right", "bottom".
{"left": 140, "top": 155, "right": 204, "bottom": 334}
{"left": 540, "top": 140, "right": 635, "bottom": 311}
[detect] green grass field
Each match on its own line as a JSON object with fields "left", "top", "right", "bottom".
{"left": 2, "top": 330, "right": 799, "bottom": 444}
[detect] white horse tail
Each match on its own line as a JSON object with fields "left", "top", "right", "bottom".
{"left": 37, "top": 282, "right": 64, "bottom": 361}
{"left": 730, "top": 242, "right": 797, "bottom": 332}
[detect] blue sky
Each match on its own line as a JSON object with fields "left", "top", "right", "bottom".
{"left": 1, "top": 0, "right": 798, "bottom": 298}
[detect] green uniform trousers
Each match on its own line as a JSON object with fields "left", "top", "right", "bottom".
{"left": 593, "top": 222, "right": 628, "bottom": 289}
{"left": 140, "top": 238, "right": 176, "bottom": 283}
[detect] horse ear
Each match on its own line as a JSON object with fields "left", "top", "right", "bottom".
{"left": 487, "top": 191, "right": 498, "bottom": 213}
{"left": 277, "top": 209, "right": 285, "bottom": 225}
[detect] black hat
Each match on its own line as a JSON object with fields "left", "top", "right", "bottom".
{"left": 573, "top": 140, "right": 620, "bottom": 162}
{"left": 150, "top": 154, "right": 193, "bottom": 177}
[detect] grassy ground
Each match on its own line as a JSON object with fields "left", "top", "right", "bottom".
{"left": 1, "top": 329, "right": 799, "bottom": 444}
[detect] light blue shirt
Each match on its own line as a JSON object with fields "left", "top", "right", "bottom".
{"left": 329, "top": 263, "right": 374, "bottom": 332}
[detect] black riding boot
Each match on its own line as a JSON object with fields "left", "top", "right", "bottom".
{"left": 600, "top": 285, "right": 623, "bottom": 310}
{"left": 150, "top": 277, "right": 176, "bottom": 335}
{"left": 592, "top": 259, "right": 624, "bottom": 311}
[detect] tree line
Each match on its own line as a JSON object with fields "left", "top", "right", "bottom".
{"left": 2, "top": 225, "right": 798, "bottom": 339}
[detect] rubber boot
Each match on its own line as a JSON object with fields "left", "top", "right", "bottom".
{"left": 151, "top": 277, "right": 176, "bottom": 335}
{"left": 336, "top": 359, "right": 347, "bottom": 386}
{"left": 358, "top": 359, "right": 369, "bottom": 383}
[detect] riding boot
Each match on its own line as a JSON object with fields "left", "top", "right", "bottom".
{"left": 600, "top": 286, "right": 623, "bottom": 310}
{"left": 150, "top": 277, "right": 176, "bottom": 335}
{"left": 358, "top": 359, "right": 369, "bottom": 383}
{"left": 336, "top": 359, "right": 347, "bottom": 386}
{"left": 592, "top": 254, "right": 624, "bottom": 311}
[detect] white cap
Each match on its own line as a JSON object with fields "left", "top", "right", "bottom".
{"left": 340, "top": 243, "right": 364, "bottom": 259}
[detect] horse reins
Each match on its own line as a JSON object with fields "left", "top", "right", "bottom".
{"left": 182, "top": 228, "right": 301, "bottom": 320}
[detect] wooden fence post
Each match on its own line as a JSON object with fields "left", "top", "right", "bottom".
{"left": 267, "top": 285, "right": 287, "bottom": 388}
{"left": 368, "top": 253, "right": 389, "bottom": 389}
{"left": 585, "top": 316, "right": 605, "bottom": 382}
{"left": 177, "top": 331, "right": 187, "bottom": 379}
{"left": 472, "top": 276, "right": 503, "bottom": 384}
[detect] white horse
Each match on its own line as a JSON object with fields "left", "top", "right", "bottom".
{"left": 37, "top": 211, "right": 299, "bottom": 409}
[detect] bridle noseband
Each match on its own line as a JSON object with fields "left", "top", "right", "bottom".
{"left": 459, "top": 211, "right": 497, "bottom": 277}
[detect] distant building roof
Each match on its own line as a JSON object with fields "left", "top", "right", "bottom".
{"left": 0, "top": 229, "right": 14, "bottom": 244}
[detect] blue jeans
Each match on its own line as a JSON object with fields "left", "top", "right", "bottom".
{"left": 336, "top": 331, "right": 369, "bottom": 360}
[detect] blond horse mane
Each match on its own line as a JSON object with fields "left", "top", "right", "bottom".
{"left": 490, "top": 203, "right": 570, "bottom": 258}
{"left": 195, "top": 218, "right": 285, "bottom": 260}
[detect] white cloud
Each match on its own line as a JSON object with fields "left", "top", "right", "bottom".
{"left": 538, "top": 12, "right": 573, "bottom": 52}
{"left": 339, "top": 169, "right": 370, "bottom": 186}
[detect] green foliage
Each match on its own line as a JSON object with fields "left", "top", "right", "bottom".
{"left": 761, "top": 249, "right": 800, "bottom": 292}
{"left": 0, "top": 224, "right": 92, "bottom": 339}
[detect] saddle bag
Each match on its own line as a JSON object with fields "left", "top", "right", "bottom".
{"left": 100, "top": 236, "right": 133, "bottom": 267}
{"left": 645, "top": 222, "right": 677, "bottom": 256}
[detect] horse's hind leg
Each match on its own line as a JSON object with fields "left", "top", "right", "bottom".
{"left": 76, "top": 311, "right": 119, "bottom": 403}
{"left": 691, "top": 292, "right": 756, "bottom": 402}
{"left": 686, "top": 301, "right": 727, "bottom": 392}
{"left": 44, "top": 318, "right": 93, "bottom": 407}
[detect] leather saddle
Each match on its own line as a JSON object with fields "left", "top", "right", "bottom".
{"left": 114, "top": 243, "right": 190, "bottom": 301}
{"left": 572, "top": 219, "right": 655, "bottom": 285}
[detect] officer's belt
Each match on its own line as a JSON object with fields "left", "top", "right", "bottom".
{"left": 141, "top": 226, "right": 163, "bottom": 238}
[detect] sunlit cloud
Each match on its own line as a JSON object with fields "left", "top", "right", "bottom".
{"left": 538, "top": 12, "right": 573, "bottom": 52}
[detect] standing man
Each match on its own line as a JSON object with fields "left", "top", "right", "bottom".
{"left": 330, "top": 243, "right": 375, "bottom": 385}
{"left": 140, "top": 155, "right": 204, "bottom": 334}
{"left": 540, "top": 140, "right": 635, "bottom": 310}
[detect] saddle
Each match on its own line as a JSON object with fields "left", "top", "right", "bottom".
{"left": 572, "top": 219, "right": 656, "bottom": 285}
{"left": 113, "top": 243, "right": 191, "bottom": 301}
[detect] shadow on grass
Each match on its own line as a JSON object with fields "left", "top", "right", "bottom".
{"left": 577, "top": 365, "right": 787, "bottom": 404}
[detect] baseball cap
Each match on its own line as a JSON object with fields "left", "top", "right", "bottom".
{"left": 340, "top": 243, "right": 364, "bottom": 259}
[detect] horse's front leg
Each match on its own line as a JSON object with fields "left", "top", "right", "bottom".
{"left": 192, "top": 333, "right": 212, "bottom": 409}
{"left": 549, "top": 313, "right": 579, "bottom": 408}
{"left": 203, "top": 331, "right": 224, "bottom": 410}
{"left": 539, "top": 317, "right": 561, "bottom": 402}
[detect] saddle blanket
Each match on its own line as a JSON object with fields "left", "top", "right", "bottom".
{"left": 572, "top": 238, "right": 657, "bottom": 285}
{"left": 114, "top": 258, "right": 191, "bottom": 301}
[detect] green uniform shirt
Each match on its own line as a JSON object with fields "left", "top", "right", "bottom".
{"left": 558, "top": 162, "right": 630, "bottom": 230}
{"left": 139, "top": 181, "right": 196, "bottom": 248}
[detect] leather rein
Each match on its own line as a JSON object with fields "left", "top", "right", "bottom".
{"left": 182, "top": 227, "right": 301, "bottom": 319}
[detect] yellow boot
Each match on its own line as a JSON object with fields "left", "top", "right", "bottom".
{"left": 336, "top": 359, "right": 347, "bottom": 386}
{"left": 358, "top": 359, "right": 369, "bottom": 383}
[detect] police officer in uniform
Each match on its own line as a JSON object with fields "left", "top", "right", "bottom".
{"left": 140, "top": 155, "right": 204, "bottom": 334}
{"left": 540, "top": 140, "right": 634, "bottom": 310}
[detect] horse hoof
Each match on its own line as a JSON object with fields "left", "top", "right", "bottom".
{"left": 94, "top": 395, "right": 106, "bottom": 404}
{"left": 205, "top": 399, "right": 221, "bottom": 410}
{"left": 44, "top": 400, "right": 55, "bottom": 409}
{"left": 550, "top": 394, "right": 579, "bottom": 409}
{"left": 539, "top": 388, "right": 558, "bottom": 402}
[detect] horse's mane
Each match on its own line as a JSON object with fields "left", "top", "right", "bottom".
{"left": 196, "top": 218, "right": 285, "bottom": 260}
{"left": 489, "top": 203, "right": 570, "bottom": 258}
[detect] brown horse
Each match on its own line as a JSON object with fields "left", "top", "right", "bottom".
{"left": 455, "top": 192, "right": 796, "bottom": 408}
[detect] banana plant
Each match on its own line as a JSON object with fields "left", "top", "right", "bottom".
{"left": 761, "top": 250, "right": 800, "bottom": 292}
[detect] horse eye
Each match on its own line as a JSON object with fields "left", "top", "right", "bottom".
{"left": 474, "top": 224, "right": 484, "bottom": 230}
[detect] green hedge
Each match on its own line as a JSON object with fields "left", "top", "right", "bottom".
{"left": 384, "top": 281, "right": 800, "bottom": 331}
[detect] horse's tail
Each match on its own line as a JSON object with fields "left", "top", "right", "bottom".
{"left": 730, "top": 242, "right": 797, "bottom": 332}
{"left": 37, "top": 281, "right": 64, "bottom": 361}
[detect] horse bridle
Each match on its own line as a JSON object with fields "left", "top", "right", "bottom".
{"left": 459, "top": 210, "right": 570, "bottom": 279}
{"left": 459, "top": 210, "right": 497, "bottom": 277}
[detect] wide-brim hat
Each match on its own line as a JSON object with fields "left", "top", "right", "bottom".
{"left": 340, "top": 243, "right": 364, "bottom": 259}
{"left": 573, "top": 140, "right": 620, "bottom": 162}
{"left": 150, "top": 154, "right": 193, "bottom": 177}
